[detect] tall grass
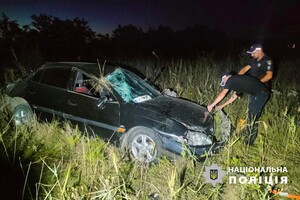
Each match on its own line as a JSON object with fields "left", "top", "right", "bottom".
{"left": 0, "top": 56, "right": 299, "bottom": 199}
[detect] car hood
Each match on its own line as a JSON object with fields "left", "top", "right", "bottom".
{"left": 138, "top": 95, "right": 213, "bottom": 129}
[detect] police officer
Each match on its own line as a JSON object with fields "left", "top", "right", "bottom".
{"left": 238, "top": 44, "right": 273, "bottom": 90}
{"left": 207, "top": 72, "right": 270, "bottom": 146}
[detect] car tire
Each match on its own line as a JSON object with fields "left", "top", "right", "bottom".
{"left": 12, "top": 104, "right": 33, "bottom": 126}
{"left": 122, "top": 126, "right": 163, "bottom": 163}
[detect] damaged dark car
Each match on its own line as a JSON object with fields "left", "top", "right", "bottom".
{"left": 4, "top": 62, "right": 231, "bottom": 163}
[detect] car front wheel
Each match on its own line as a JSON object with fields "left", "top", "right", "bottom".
{"left": 123, "top": 126, "right": 163, "bottom": 163}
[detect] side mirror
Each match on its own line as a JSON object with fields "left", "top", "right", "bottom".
{"left": 96, "top": 96, "right": 108, "bottom": 109}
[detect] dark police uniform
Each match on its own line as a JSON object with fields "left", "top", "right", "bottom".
{"left": 247, "top": 54, "right": 273, "bottom": 89}
{"left": 224, "top": 75, "right": 270, "bottom": 145}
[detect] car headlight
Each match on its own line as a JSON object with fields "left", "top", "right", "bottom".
{"left": 185, "top": 130, "right": 212, "bottom": 146}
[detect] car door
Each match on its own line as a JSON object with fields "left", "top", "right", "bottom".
{"left": 62, "top": 70, "right": 122, "bottom": 140}
{"left": 26, "top": 66, "right": 71, "bottom": 120}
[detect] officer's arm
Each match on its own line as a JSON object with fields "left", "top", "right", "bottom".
{"left": 260, "top": 71, "right": 273, "bottom": 83}
{"left": 238, "top": 65, "right": 251, "bottom": 75}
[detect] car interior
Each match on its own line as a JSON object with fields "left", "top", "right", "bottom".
{"left": 74, "top": 72, "right": 111, "bottom": 99}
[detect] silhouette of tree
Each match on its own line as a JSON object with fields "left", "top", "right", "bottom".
{"left": 0, "top": 13, "right": 23, "bottom": 41}
{"left": 111, "top": 24, "right": 146, "bottom": 57}
{"left": 175, "top": 25, "right": 229, "bottom": 57}
{"left": 0, "top": 13, "right": 231, "bottom": 64}
{"left": 91, "top": 33, "right": 113, "bottom": 59}
{"left": 0, "top": 13, "right": 24, "bottom": 67}
{"left": 30, "top": 13, "right": 96, "bottom": 61}
{"left": 145, "top": 26, "right": 176, "bottom": 57}
{"left": 1, "top": 11, "right": 296, "bottom": 68}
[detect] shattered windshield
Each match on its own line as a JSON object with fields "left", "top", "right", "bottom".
{"left": 106, "top": 68, "right": 161, "bottom": 103}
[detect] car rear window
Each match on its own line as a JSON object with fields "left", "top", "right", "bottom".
{"left": 40, "top": 67, "right": 72, "bottom": 89}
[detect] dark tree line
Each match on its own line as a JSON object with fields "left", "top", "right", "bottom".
{"left": 0, "top": 13, "right": 232, "bottom": 67}
{"left": 0, "top": 13, "right": 299, "bottom": 69}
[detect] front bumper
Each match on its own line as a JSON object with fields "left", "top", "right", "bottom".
{"left": 160, "top": 136, "right": 225, "bottom": 158}
{"left": 158, "top": 110, "right": 231, "bottom": 158}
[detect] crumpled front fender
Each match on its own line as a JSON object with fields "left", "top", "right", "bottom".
{"left": 213, "top": 110, "right": 232, "bottom": 144}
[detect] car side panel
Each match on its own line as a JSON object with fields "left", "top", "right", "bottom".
{"left": 62, "top": 91, "right": 121, "bottom": 141}
{"left": 27, "top": 81, "right": 68, "bottom": 120}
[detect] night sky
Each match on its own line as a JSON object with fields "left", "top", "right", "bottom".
{"left": 1, "top": 0, "right": 300, "bottom": 37}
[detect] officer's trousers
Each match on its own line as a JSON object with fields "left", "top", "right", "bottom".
{"left": 245, "top": 91, "right": 270, "bottom": 145}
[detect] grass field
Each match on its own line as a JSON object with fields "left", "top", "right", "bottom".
{"left": 0, "top": 56, "right": 299, "bottom": 199}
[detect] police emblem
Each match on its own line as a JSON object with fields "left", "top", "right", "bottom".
{"left": 202, "top": 163, "right": 226, "bottom": 186}
{"left": 210, "top": 169, "right": 218, "bottom": 180}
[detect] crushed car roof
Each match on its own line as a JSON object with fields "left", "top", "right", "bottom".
{"left": 42, "top": 62, "right": 118, "bottom": 77}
